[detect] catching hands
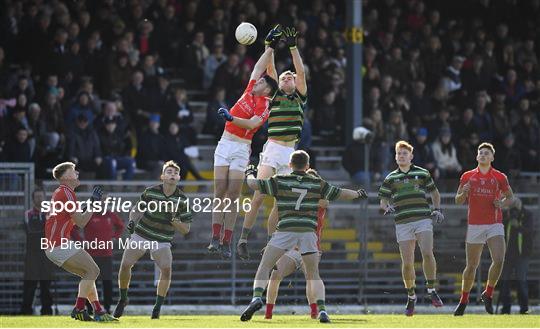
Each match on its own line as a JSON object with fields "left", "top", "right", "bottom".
{"left": 218, "top": 107, "right": 233, "bottom": 122}
{"left": 265, "top": 24, "right": 283, "bottom": 49}
{"left": 283, "top": 26, "right": 298, "bottom": 49}
{"left": 431, "top": 208, "right": 445, "bottom": 224}
{"left": 245, "top": 164, "right": 258, "bottom": 178}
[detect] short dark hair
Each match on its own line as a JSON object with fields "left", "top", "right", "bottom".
{"left": 263, "top": 75, "right": 278, "bottom": 97}
{"left": 478, "top": 142, "right": 495, "bottom": 155}
{"left": 290, "top": 150, "right": 310, "bottom": 171}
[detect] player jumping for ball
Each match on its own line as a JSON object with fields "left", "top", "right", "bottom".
{"left": 208, "top": 27, "right": 281, "bottom": 259}
{"left": 378, "top": 141, "right": 444, "bottom": 316}
{"left": 453, "top": 143, "right": 514, "bottom": 316}
{"left": 44, "top": 162, "right": 116, "bottom": 322}
{"left": 113, "top": 161, "right": 192, "bottom": 319}
{"left": 240, "top": 150, "right": 367, "bottom": 323}
{"left": 237, "top": 25, "right": 308, "bottom": 260}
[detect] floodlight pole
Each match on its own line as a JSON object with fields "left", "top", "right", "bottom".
{"left": 345, "top": 0, "right": 363, "bottom": 145}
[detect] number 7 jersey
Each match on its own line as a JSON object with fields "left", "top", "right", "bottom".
{"left": 257, "top": 171, "right": 342, "bottom": 232}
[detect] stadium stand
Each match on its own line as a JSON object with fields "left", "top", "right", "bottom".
{"left": 0, "top": 0, "right": 539, "bottom": 315}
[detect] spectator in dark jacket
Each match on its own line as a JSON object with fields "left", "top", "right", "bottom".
{"left": 494, "top": 133, "right": 522, "bottom": 178}
{"left": 513, "top": 112, "right": 540, "bottom": 171}
{"left": 3, "top": 127, "right": 33, "bottom": 162}
{"left": 99, "top": 117, "right": 135, "bottom": 180}
{"left": 500, "top": 198, "right": 534, "bottom": 314}
{"left": 67, "top": 115, "right": 102, "bottom": 174}
{"left": 202, "top": 87, "right": 227, "bottom": 139}
{"left": 342, "top": 127, "right": 369, "bottom": 186}
{"left": 411, "top": 128, "right": 438, "bottom": 178}
{"left": 163, "top": 121, "right": 204, "bottom": 180}
{"left": 136, "top": 114, "right": 164, "bottom": 176}
{"left": 122, "top": 70, "right": 150, "bottom": 131}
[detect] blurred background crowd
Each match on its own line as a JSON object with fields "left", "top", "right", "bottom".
{"left": 0, "top": 0, "right": 539, "bottom": 182}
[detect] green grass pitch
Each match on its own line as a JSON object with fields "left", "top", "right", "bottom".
{"left": 1, "top": 315, "right": 539, "bottom": 328}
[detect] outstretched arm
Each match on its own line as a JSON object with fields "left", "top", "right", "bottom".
{"left": 266, "top": 46, "right": 278, "bottom": 81}
{"left": 283, "top": 27, "right": 307, "bottom": 95}
{"left": 250, "top": 47, "right": 274, "bottom": 81}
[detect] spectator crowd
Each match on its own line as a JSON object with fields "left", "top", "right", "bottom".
{"left": 0, "top": 0, "right": 539, "bottom": 182}
{"left": 346, "top": 0, "right": 540, "bottom": 183}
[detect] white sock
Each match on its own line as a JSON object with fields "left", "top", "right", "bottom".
{"left": 427, "top": 288, "right": 436, "bottom": 293}
{"left": 408, "top": 294, "right": 417, "bottom": 300}
{"left": 251, "top": 297, "right": 261, "bottom": 303}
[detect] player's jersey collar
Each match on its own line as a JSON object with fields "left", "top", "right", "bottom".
{"left": 59, "top": 184, "right": 74, "bottom": 193}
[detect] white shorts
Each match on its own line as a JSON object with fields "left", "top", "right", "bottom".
{"left": 284, "top": 249, "right": 303, "bottom": 271}
{"left": 259, "top": 140, "right": 294, "bottom": 175}
{"left": 45, "top": 245, "right": 83, "bottom": 267}
{"left": 268, "top": 231, "right": 318, "bottom": 255}
{"left": 129, "top": 233, "right": 171, "bottom": 260}
{"left": 214, "top": 137, "right": 251, "bottom": 171}
{"left": 466, "top": 224, "right": 504, "bottom": 244}
{"left": 395, "top": 218, "right": 433, "bottom": 242}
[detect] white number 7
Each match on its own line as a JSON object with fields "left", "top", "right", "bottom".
{"left": 291, "top": 188, "right": 308, "bottom": 210}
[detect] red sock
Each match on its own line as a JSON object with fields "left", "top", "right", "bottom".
{"left": 223, "top": 229, "right": 233, "bottom": 244}
{"left": 265, "top": 304, "right": 274, "bottom": 318}
{"left": 310, "top": 303, "right": 318, "bottom": 315}
{"left": 212, "top": 224, "right": 222, "bottom": 239}
{"left": 75, "top": 297, "right": 86, "bottom": 311}
{"left": 91, "top": 300, "right": 103, "bottom": 313}
{"left": 484, "top": 285, "right": 494, "bottom": 298}
{"left": 460, "top": 291, "right": 470, "bottom": 304}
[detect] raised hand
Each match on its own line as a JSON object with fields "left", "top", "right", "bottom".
{"left": 283, "top": 26, "right": 298, "bottom": 49}
{"left": 264, "top": 24, "right": 283, "bottom": 49}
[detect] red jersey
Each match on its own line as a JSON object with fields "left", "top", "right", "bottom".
{"left": 224, "top": 79, "right": 270, "bottom": 140}
{"left": 316, "top": 207, "right": 326, "bottom": 251}
{"left": 459, "top": 167, "right": 510, "bottom": 225}
{"left": 72, "top": 212, "right": 125, "bottom": 257}
{"left": 45, "top": 184, "right": 77, "bottom": 246}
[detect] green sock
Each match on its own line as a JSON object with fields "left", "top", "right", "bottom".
{"left": 253, "top": 287, "right": 264, "bottom": 298}
{"left": 316, "top": 300, "right": 326, "bottom": 312}
{"left": 154, "top": 295, "right": 165, "bottom": 310}
{"left": 426, "top": 280, "right": 435, "bottom": 290}
{"left": 120, "top": 288, "right": 128, "bottom": 301}
{"left": 239, "top": 228, "right": 251, "bottom": 241}
{"left": 407, "top": 287, "right": 416, "bottom": 297}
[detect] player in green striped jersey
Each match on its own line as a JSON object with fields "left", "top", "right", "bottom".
{"left": 378, "top": 141, "right": 444, "bottom": 316}
{"left": 113, "top": 161, "right": 192, "bottom": 320}
{"left": 237, "top": 26, "right": 308, "bottom": 260}
{"left": 240, "top": 150, "right": 367, "bottom": 323}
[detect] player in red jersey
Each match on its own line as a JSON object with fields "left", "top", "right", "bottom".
{"left": 453, "top": 143, "right": 515, "bottom": 316}
{"left": 208, "top": 27, "right": 280, "bottom": 259}
{"left": 44, "top": 162, "right": 116, "bottom": 322}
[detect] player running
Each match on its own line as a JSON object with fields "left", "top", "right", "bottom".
{"left": 265, "top": 170, "right": 328, "bottom": 320}
{"left": 208, "top": 28, "right": 280, "bottom": 259}
{"left": 44, "top": 162, "right": 116, "bottom": 322}
{"left": 237, "top": 26, "right": 308, "bottom": 260}
{"left": 240, "top": 150, "right": 367, "bottom": 323}
{"left": 378, "top": 141, "right": 444, "bottom": 316}
{"left": 113, "top": 161, "right": 192, "bottom": 319}
{"left": 453, "top": 143, "right": 514, "bottom": 316}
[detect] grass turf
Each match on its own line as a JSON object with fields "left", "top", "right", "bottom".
{"left": 1, "top": 315, "right": 538, "bottom": 328}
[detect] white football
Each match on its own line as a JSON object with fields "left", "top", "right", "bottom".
{"left": 235, "top": 22, "right": 257, "bottom": 45}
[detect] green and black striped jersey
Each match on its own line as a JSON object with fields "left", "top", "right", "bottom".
{"left": 267, "top": 89, "right": 306, "bottom": 142}
{"left": 378, "top": 165, "right": 437, "bottom": 224}
{"left": 134, "top": 184, "right": 192, "bottom": 242}
{"left": 257, "top": 171, "right": 341, "bottom": 232}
